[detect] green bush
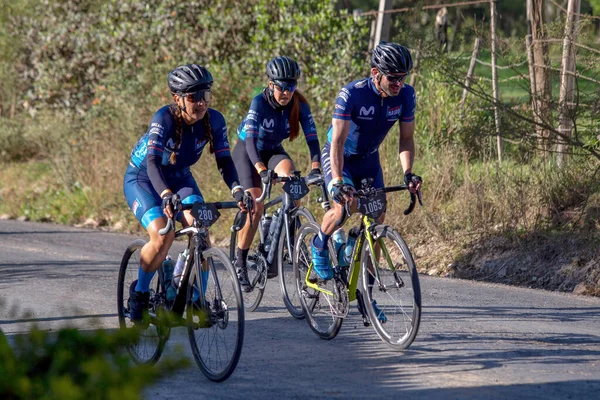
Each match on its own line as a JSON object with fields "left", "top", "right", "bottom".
{"left": 0, "top": 326, "right": 184, "bottom": 400}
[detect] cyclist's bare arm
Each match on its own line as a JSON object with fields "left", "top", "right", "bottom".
{"left": 398, "top": 120, "right": 415, "bottom": 174}
{"left": 330, "top": 118, "right": 351, "bottom": 183}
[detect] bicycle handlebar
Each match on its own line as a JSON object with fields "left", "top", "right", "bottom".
{"left": 255, "top": 171, "right": 326, "bottom": 203}
{"left": 333, "top": 183, "right": 423, "bottom": 226}
{"left": 158, "top": 199, "right": 243, "bottom": 236}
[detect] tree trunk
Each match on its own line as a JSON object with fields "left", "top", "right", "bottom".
{"left": 557, "top": 0, "right": 581, "bottom": 167}
{"left": 528, "top": 0, "right": 553, "bottom": 152}
{"left": 490, "top": 0, "right": 502, "bottom": 163}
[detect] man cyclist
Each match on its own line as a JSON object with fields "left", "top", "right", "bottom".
{"left": 311, "top": 41, "right": 423, "bottom": 321}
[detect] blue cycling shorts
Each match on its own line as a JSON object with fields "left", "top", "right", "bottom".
{"left": 321, "top": 142, "right": 384, "bottom": 195}
{"left": 123, "top": 165, "right": 204, "bottom": 229}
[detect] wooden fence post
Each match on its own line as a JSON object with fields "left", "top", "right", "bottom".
{"left": 409, "top": 39, "right": 422, "bottom": 87}
{"left": 374, "top": 0, "right": 392, "bottom": 45}
{"left": 557, "top": 0, "right": 581, "bottom": 167}
{"left": 368, "top": 18, "right": 377, "bottom": 52}
{"left": 460, "top": 37, "right": 481, "bottom": 108}
{"left": 490, "top": 0, "right": 502, "bottom": 163}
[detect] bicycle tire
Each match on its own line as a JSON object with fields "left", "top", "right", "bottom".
{"left": 277, "top": 206, "right": 315, "bottom": 319}
{"left": 187, "top": 246, "right": 245, "bottom": 382}
{"left": 294, "top": 221, "right": 343, "bottom": 340}
{"left": 360, "top": 225, "right": 421, "bottom": 350}
{"left": 117, "top": 239, "right": 167, "bottom": 365}
{"left": 230, "top": 215, "right": 266, "bottom": 311}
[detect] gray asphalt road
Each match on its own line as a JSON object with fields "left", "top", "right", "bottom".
{"left": 1, "top": 219, "right": 599, "bottom": 399}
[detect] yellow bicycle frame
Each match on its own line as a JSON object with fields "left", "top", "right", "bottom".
{"left": 304, "top": 215, "right": 396, "bottom": 301}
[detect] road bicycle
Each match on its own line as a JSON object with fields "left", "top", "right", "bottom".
{"left": 293, "top": 179, "right": 422, "bottom": 349}
{"left": 230, "top": 171, "right": 329, "bottom": 318}
{"left": 117, "top": 196, "right": 245, "bottom": 382}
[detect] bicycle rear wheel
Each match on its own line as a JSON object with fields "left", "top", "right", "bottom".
{"left": 294, "top": 221, "right": 343, "bottom": 340}
{"left": 361, "top": 225, "right": 421, "bottom": 350}
{"left": 230, "top": 215, "right": 267, "bottom": 311}
{"left": 187, "top": 247, "right": 245, "bottom": 382}
{"left": 278, "top": 206, "right": 315, "bottom": 319}
{"left": 117, "top": 239, "right": 167, "bottom": 364}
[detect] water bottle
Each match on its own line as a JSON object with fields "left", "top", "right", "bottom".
{"left": 264, "top": 211, "right": 279, "bottom": 252}
{"left": 332, "top": 228, "right": 347, "bottom": 267}
{"left": 344, "top": 227, "right": 359, "bottom": 264}
{"left": 172, "top": 248, "right": 189, "bottom": 288}
{"left": 161, "top": 256, "right": 177, "bottom": 302}
{"left": 267, "top": 209, "right": 284, "bottom": 264}
{"left": 261, "top": 215, "right": 272, "bottom": 248}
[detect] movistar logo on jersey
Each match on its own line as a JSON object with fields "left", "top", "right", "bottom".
{"left": 358, "top": 106, "right": 375, "bottom": 120}
{"left": 262, "top": 118, "right": 275, "bottom": 129}
{"left": 360, "top": 106, "right": 375, "bottom": 116}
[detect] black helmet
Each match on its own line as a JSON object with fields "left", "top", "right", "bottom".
{"left": 371, "top": 41, "right": 413, "bottom": 75}
{"left": 168, "top": 64, "right": 213, "bottom": 94}
{"left": 266, "top": 56, "right": 301, "bottom": 81}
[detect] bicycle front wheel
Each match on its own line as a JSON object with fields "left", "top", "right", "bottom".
{"left": 361, "top": 225, "right": 421, "bottom": 350}
{"left": 278, "top": 206, "right": 315, "bottom": 319}
{"left": 117, "top": 239, "right": 166, "bottom": 364}
{"left": 187, "top": 247, "right": 245, "bottom": 382}
{"left": 294, "top": 221, "right": 343, "bottom": 340}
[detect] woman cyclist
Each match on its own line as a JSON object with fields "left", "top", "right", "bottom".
{"left": 124, "top": 64, "right": 246, "bottom": 322}
{"left": 232, "top": 56, "right": 321, "bottom": 291}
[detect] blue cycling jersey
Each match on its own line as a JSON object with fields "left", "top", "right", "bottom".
{"left": 237, "top": 94, "right": 319, "bottom": 164}
{"left": 326, "top": 78, "right": 416, "bottom": 156}
{"left": 129, "top": 105, "right": 236, "bottom": 194}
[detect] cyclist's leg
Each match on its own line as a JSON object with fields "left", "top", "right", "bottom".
{"left": 311, "top": 145, "right": 357, "bottom": 279}
{"left": 271, "top": 149, "right": 300, "bottom": 206}
{"left": 231, "top": 141, "right": 264, "bottom": 289}
{"left": 124, "top": 168, "right": 174, "bottom": 320}
{"left": 351, "top": 155, "right": 387, "bottom": 322}
{"left": 174, "top": 178, "right": 207, "bottom": 299}
{"left": 269, "top": 147, "right": 296, "bottom": 177}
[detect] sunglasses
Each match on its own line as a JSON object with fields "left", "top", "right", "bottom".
{"left": 184, "top": 90, "right": 212, "bottom": 103}
{"left": 272, "top": 80, "right": 297, "bottom": 93}
{"left": 383, "top": 73, "right": 408, "bottom": 84}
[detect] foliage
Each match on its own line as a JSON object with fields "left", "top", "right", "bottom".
{"left": 0, "top": 326, "right": 184, "bottom": 400}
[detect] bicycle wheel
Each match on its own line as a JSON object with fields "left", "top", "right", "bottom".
{"left": 187, "top": 247, "right": 245, "bottom": 382}
{"left": 230, "top": 215, "right": 267, "bottom": 311}
{"left": 360, "top": 225, "right": 421, "bottom": 350}
{"left": 294, "top": 221, "right": 343, "bottom": 340}
{"left": 117, "top": 239, "right": 167, "bottom": 364}
{"left": 278, "top": 206, "right": 315, "bottom": 319}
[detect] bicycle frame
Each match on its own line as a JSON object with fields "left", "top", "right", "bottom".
{"left": 161, "top": 200, "right": 241, "bottom": 317}
{"left": 258, "top": 174, "right": 329, "bottom": 267}
{"left": 169, "top": 225, "right": 221, "bottom": 316}
{"left": 303, "top": 216, "right": 398, "bottom": 302}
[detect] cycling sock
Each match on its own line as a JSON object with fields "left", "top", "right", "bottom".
{"left": 235, "top": 248, "right": 249, "bottom": 269}
{"left": 368, "top": 271, "right": 375, "bottom": 297}
{"left": 201, "top": 270, "right": 209, "bottom": 295}
{"left": 313, "top": 229, "right": 330, "bottom": 250}
{"left": 135, "top": 266, "right": 156, "bottom": 293}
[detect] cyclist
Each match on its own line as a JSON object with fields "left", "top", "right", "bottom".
{"left": 232, "top": 56, "right": 321, "bottom": 291}
{"left": 311, "top": 41, "right": 423, "bottom": 321}
{"left": 124, "top": 64, "right": 247, "bottom": 322}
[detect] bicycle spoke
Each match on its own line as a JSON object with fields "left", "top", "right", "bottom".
{"left": 187, "top": 249, "right": 244, "bottom": 382}
{"left": 361, "top": 225, "right": 421, "bottom": 350}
